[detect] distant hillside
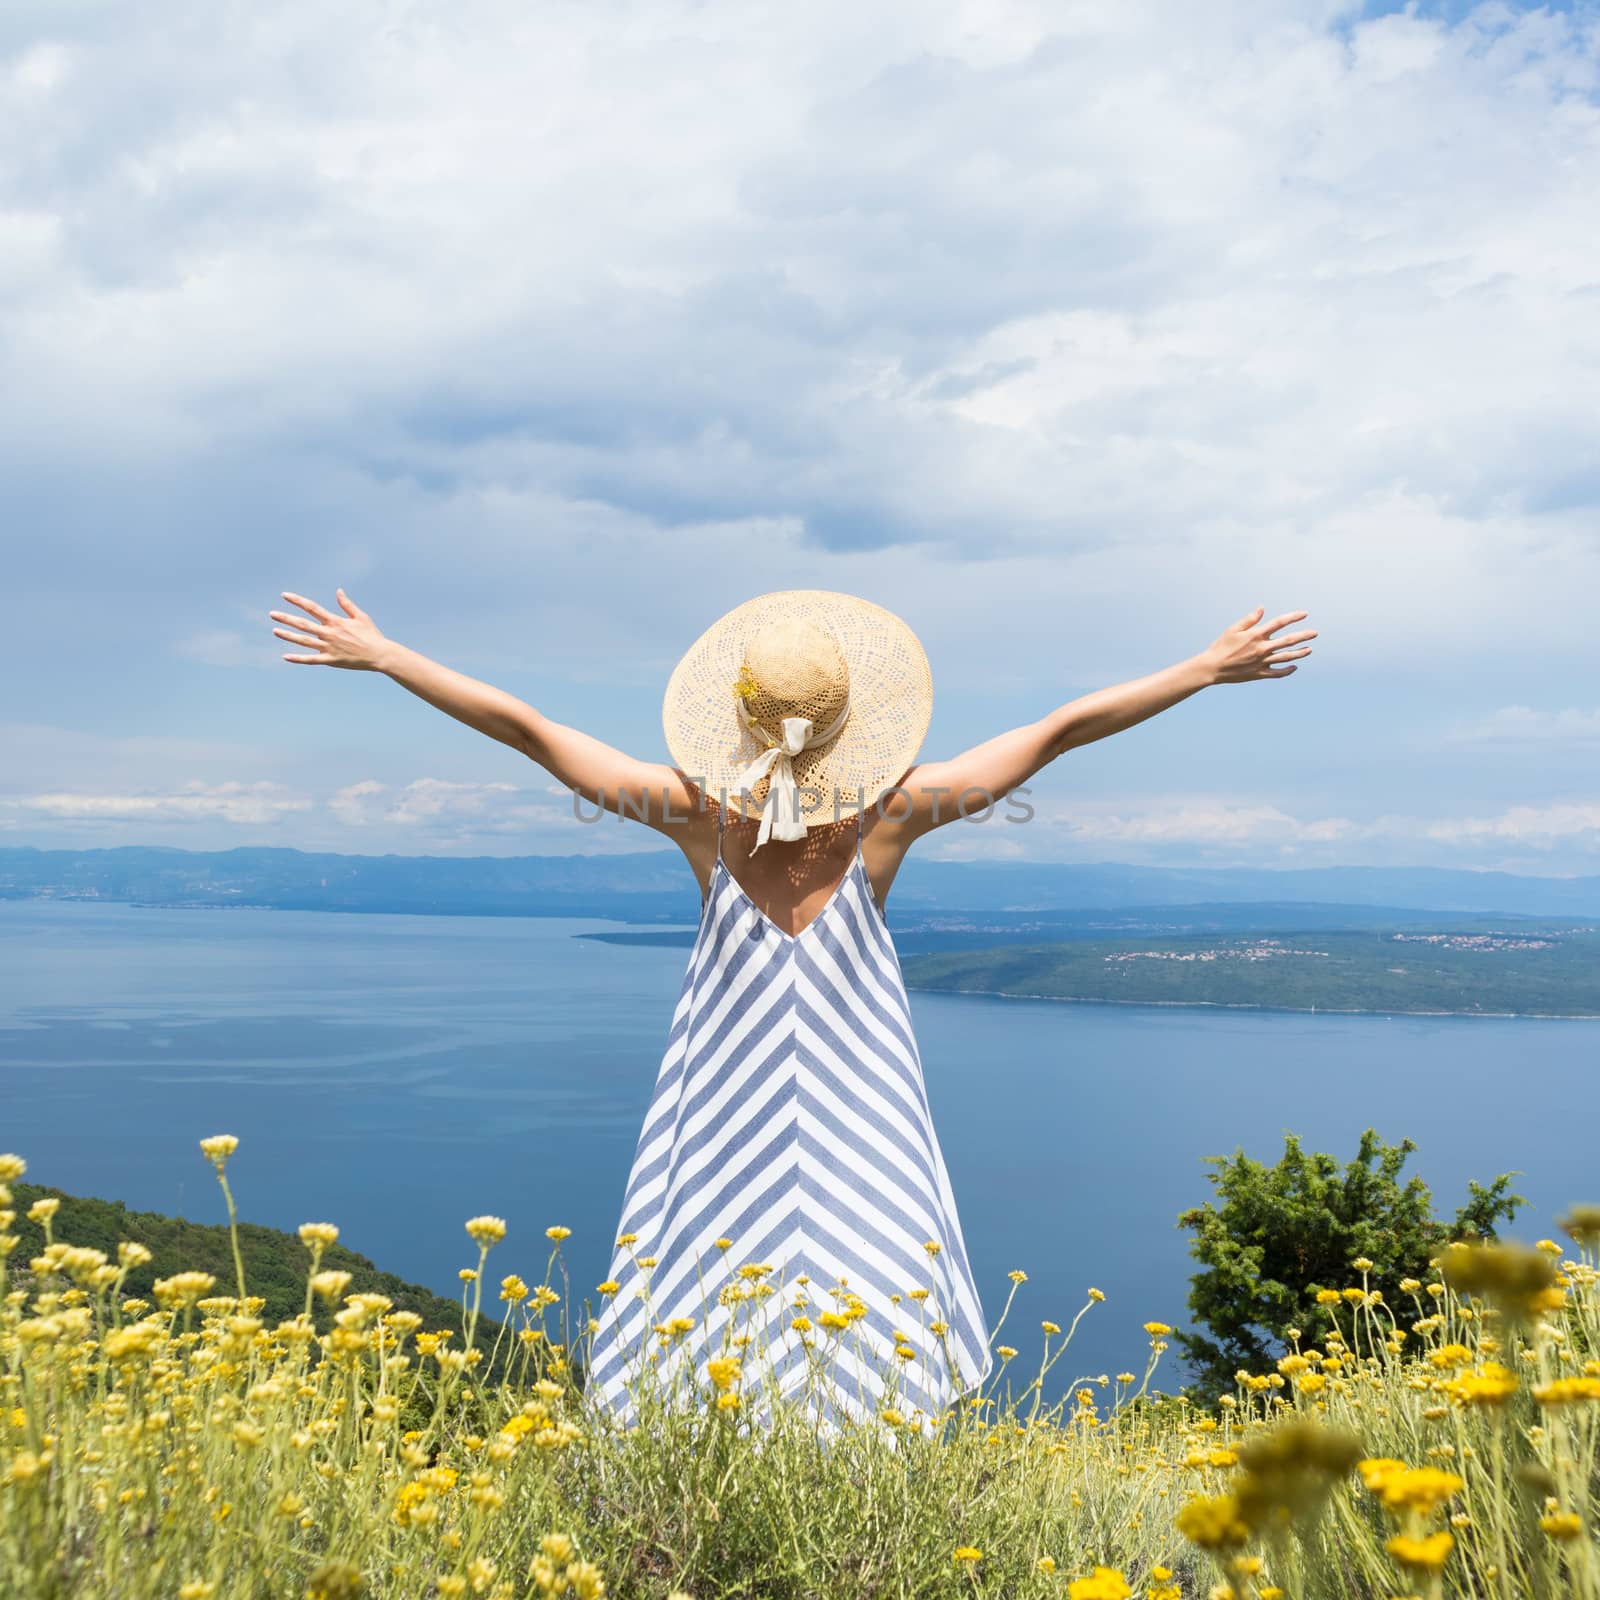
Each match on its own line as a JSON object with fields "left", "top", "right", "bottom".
{"left": 583, "top": 901, "right": 1600, "bottom": 954}
{"left": 4, "top": 843, "right": 1599, "bottom": 919}
{"left": 899, "top": 926, "right": 1600, "bottom": 1018}
{"left": 10, "top": 1180, "right": 512, "bottom": 1377}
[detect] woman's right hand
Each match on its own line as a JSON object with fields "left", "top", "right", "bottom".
{"left": 1201, "top": 606, "right": 1316, "bottom": 684}
{"left": 270, "top": 589, "right": 392, "bottom": 671}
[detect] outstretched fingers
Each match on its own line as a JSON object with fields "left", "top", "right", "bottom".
{"left": 1256, "top": 610, "right": 1310, "bottom": 639}
{"left": 282, "top": 590, "right": 336, "bottom": 624}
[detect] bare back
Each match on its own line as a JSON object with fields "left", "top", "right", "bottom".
{"left": 669, "top": 779, "right": 913, "bottom": 937}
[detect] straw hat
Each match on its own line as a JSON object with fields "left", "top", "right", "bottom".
{"left": 663, "top": 590, "right": 932, "bottom": 848}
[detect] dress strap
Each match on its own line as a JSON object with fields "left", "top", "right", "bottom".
{"left": 854, "top": 801, "right": 864, "bottom": 859}
{"left": 716, "top": 795, "right": 725, "bottom": 863}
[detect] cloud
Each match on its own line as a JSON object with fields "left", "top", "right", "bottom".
{"left": 977, "top": 790, "right": 1600, "bottom": 860}
{"left": 4, "top": 763, "right": 1596, "bottom": 871}
{"left": 1421, "top": 800, "right": 1600, "bottom": 847}
{"left": 1444, "top": 705, "right": 1600, "bottom": 745}
{"left": 5, "top": 1, "right": 1599, "bottom": 865}
{"left": 6, "top": 1, "right": 1598, "bottom": 579}
{"left": 328, "top": 777, "right": 566, "bottom": 833}
{"left": 0, "top": 780, "right": 311, "bottom": 827}
{"left": 1040, "top": 799, "right": 1363, "bottom": 846}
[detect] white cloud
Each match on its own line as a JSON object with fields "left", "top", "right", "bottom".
{"left": 327, "top": 776, "right": 565, "bottom": 833}
{"left": 1044, "top": 800, "right": 1361, "bottom": 846}
{"left": 5, "top": 1, "right": 1598, "bottom": 601}
{"left": 0, "top": 780, "right": 311, "bottom": 826}
{"left": 328, "top": 779, "right": 388, "bottom": 827}
{"left": 1444, "top": 705, "right": 1600, "bottom": 745}
{"left": 1001, "top": 791, "right": 1600, "bottom": 857}
{"left": 6, "top": 1, "right": 1600, "bottom": 865}
{"left": 3, "top": 766, "right": 1595, "bottom": 869}
{"left": 1422, "top": 801, "right": 1600, "bottom": 847}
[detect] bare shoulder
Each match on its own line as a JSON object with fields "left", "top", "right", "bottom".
{"left": 649, "top": 773, "right": 720, "bottom": 895}
{"left": 859, "top": 783, "right": 922, "bottom": 909}
{"left": 862, "top": 761, "right": 954, "bottom": 852}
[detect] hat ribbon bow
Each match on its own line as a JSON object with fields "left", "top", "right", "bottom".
{"left": 733, "top": 696, "right": 851, "bottom": 851}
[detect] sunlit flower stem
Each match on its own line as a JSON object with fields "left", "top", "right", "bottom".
{"left": 1025, "top": 1294, "right": 1103, "bottom": 1429}
{"left": 208, "top": 1166, "right": 248, "bottom": 1310}
{"left": 465, "top": 1243, "right": 488, "bottom": 1357}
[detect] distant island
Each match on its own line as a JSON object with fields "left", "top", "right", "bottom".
{"left": 8, "top": 843, "right": 1600, "bottom": 1019}
{"left": 896, "top": 925, "right": 1600, "bottom": 1019}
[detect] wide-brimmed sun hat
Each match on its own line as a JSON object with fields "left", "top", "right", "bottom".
{"left": 663, "top": 590, "right": 932, "bottom": 849}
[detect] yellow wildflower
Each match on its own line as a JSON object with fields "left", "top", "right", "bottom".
{"left": 1372, "top": 1468, "right": 1463, "bottom": 1515}
{"left": 199, "top": 1134, "right": 238, "bottom": 1168}
{"left": 1067, "top": 1567, "right": 1132, "bottom": 1600}
{"left": 705, "top": 1356, "right": 740, "bottom": 1391}
{"left": 1385, "top": 1530, "right": 1454, "bottom": 1572}
{"left": 1448, "top": 1363, "right": 1517, "bottom": 1407}
{"left": 1533, "top": 1377, "right": 1600, "bottom": 1405}
{"left": 1176, "top": 1493, "right": 1252, "bottom": 1550}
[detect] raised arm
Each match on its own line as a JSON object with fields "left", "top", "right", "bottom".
{"left": 887, "top": 606, "right": 1316, "bottom": 842}
{"left": 269, "top": 589, "right": 697, "bottom": 831}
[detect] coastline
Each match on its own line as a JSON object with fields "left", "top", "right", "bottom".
{"left": 11, "top": 898, "right": 1594, "bottom": 1020}
{"left": 902, "top": 983, "right": 1600, "bottom": 1022}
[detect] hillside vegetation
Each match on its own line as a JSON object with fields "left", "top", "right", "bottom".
{"left": 901, "top": 927, "right": 1600, "bottom": 1017}
{"left": 4, "top": 1139, "right": 1599, "bottom": 1599}
{"left": 8, "top": 1180, "right": 505, "bottom": 1377}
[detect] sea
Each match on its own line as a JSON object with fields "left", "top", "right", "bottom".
{"left": 2, "top": 898, "right": 1594, "bottom": 1396}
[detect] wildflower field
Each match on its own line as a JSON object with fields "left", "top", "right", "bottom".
{"left": 3, "top": 1141, "right": 1598, "bottom": 1600}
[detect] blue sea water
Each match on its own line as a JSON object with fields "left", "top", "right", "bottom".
{"left": 2, "top": 898, "right": 1594, "bottom": 1395}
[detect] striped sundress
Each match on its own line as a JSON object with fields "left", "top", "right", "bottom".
{"left": 584, "top": 807, "right": 992, "bottom": 1429}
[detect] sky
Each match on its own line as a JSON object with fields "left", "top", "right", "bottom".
{"left": 2, "top": 0, "right": 1597, "bottom": 873}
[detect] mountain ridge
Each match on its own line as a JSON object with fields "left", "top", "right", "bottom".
{"left": 4, "top": 843, "right": 1598, "bottom": 919}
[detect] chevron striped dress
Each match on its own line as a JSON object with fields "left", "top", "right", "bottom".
{"left": 584, "top": 808, "right": 992, "bottom": 1430}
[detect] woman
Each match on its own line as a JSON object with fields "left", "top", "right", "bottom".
{"left": 270, "top": 586, "right": 1315, "bottom": 1427}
